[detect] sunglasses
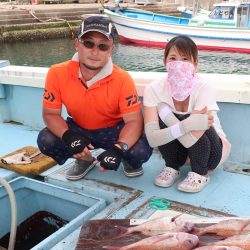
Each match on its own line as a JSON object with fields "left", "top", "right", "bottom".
{"left": 79, "top": 39, "right": 112, "bottom": 52}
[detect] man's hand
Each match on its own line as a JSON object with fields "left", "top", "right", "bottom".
{"left": 62, "top": 129, "right": 92, "bottom": 156}
{"left": 97, "top": 146, "right": 123, "bottom": 171}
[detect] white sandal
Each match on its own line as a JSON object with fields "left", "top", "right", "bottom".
{"left": 154, "top": 166, "right": 180, "bottom": 187}
{"left": 177, "top": 171, "right": 210, "bottom": 193}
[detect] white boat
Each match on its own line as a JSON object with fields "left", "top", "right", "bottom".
{"left": 104, "top": 1, "right": 250, "bottom": 53}
{"left": 1, "top": 58, "right": 250, "bottom": 249}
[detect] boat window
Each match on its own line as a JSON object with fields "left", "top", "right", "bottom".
{"left": 237, "top": 6, "right": 249, "bottom": 27}
{"left": 209, "top": 6, "right": 235, "bottom": 20}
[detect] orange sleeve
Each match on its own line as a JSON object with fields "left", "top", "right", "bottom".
{"left": 42, "top": 67, "right": 62, "bottom": 109}
{"left": 119, "top": 71, "right": 141, "bottom": 114}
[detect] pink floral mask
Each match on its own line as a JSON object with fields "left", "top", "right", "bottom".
{"left": 166, "top": 61, "right": 198, "bottom": 101}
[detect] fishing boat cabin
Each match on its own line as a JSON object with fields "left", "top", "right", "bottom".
{"left": 190, "top": 0, "right": 250, "bottom": 28}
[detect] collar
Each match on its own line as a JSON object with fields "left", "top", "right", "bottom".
{"left": 72, "top": 52, "right": 113, "bottom": 87}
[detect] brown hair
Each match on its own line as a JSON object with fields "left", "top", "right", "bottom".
{"left": 164, "top": 36, "right": 198, "bottom": 64}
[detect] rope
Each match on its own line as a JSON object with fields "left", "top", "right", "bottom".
{"left": 1, "top": 5, "right": 75, "bottom": 39}
{"left": 28, "top": 9, "right": 75, "bottom": 39}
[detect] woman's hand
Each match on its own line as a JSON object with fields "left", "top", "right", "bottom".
{"left": 192, "top": 107, "right": 214, "bottom": 128}
{"left": 190, "top": 107, "right": 214, "bottom": 138}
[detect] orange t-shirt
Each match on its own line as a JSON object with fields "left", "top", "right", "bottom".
{"left": 43, "top": 60, "right": 141, "bottom": 130}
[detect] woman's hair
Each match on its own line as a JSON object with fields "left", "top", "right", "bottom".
{"left": 164, "top": 36, "right": 198, "bottom": 63}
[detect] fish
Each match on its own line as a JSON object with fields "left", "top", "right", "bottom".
{"left": 207, "top": 234, "right": 250, "bottom": 249}
{"left": 194, "top": 246, "right": 244, "bottom": 250}
{"left": 103, "top": 232, "right": 199, "bottom": 250}
{"left": 114, "top": 214, "right": 194, "bottom": 237}
{"left": 195, "top": 219, "right": 250, "bottom": 237}
{"left": 241, "top": 223, "right": 250, "bottom": 234}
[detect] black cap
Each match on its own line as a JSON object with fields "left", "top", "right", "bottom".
{"left": 78, "top": 16, "right": 115, "bottom": 40}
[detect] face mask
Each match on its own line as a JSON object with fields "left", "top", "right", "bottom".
{"left": 166, "top": 61, "right": 198, "bottom": 101}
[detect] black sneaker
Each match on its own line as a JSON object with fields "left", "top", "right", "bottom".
{"left": 65, "top": 159, "right": 96, "bottom": 181}
{"left": 123, "top": 161, "right": 144, "bottom": 177}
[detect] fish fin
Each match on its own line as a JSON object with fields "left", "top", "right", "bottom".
{"left": 171, "top": 213, "right": 183, "bottom": 222}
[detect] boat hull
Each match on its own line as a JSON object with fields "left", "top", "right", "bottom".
{"left": 105, "top": 10, "right": 250, "bottom": 53}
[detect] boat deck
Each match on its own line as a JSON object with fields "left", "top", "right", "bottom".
{"left": 0, "top": 122, "right": 249, "bottom": 249}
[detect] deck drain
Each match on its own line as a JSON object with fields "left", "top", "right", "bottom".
{"left": 223, "top": 161, "right": 250, "bottom": 176}
{"left": 242, "top": 168, "right": 250, "bottom": 173}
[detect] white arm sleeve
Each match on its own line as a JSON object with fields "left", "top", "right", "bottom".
{"left": 158, "top": 103, "right": 198, "bottom": 148}
{"left": 145, "top": 121, "right": 185, "bottom": 148}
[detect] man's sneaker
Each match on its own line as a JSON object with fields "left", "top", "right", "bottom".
{"left": 177, "top": 171, "right": 210, "bottom": 193}
{"left": 123, "top": 161, "right": 144, "bottom": 177}
{"left": 65, "top": 159, "right": 96, "bottom": 181}
{"left": 154, "top": 166, "right": 180, "bottom": 187}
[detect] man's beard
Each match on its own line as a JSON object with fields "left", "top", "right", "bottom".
{"left": 83, "top": 63, "right": 103, "bottom": 71}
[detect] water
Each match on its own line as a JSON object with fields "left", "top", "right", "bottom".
{"left": 0, "top": 210, "right": 68, "bottom": 250}
{"left": 0, "top": 38, "right": 249, "bottom": 74}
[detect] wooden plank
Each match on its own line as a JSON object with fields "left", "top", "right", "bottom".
{"left": 135, "top": 197, "right": 237, "bottom": 220}
{"left": 130, "top": 216, "right": 250, "bottom": 225}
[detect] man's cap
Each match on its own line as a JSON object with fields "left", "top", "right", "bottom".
{"left": 78, "top": 16, "right": 115, "bottom": 40}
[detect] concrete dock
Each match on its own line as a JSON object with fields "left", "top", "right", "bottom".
{"left": 0, "top": 2, "right": 180, "bottom": 42}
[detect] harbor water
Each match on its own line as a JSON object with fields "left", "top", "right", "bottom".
{"left": 0, "top": 38, "right": 249, "bottom": 74}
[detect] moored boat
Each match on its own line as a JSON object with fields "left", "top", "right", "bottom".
{"left": 190, "top": 0, "right": 250, "bottom": 28}
{"left": 104, "top": 1, "right": 250, "bottom": 53}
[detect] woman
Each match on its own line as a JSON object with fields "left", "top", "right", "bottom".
{"left": 143, "top": 35, "right": 231, "bottom": 193}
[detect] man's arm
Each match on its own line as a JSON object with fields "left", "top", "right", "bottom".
{"left": 117, "top": 110, "right": 143, "bottom": 148}
{"left": 42, "top": 107, "right": 68, "bottom": 138}
{"left": 43, "top": 107, "right": 92, "bottom": 158}
{"left": 97, "top": 110, "right": 143, "bottom": 171}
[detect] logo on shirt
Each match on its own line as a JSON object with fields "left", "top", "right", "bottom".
{"left": 126, "top": 94, "right": 139, "bottom": 107}
{"left": 43, "top": 89, "right": 55, "bottom": 102}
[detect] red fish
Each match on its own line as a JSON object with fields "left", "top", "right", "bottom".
{"left": 207, "top": 234, "right": 250, "bottom": 249}
{"left": 114, "top": 214, "right": 194, "bottom": 237}
{"left": 196, "top": 219, "right": 250, "bottom": 237}
{"left": 103, "top": 232, "right": 199, "bottom": 250}
{"left": 241, "top": 223, "right": 250, "bottom": 234}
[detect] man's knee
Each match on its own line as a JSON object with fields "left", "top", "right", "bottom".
{"left": 129, "top": 135, "right": 153, "bottom": 162}
{"left": 37, "top": 128, "right": 60, "bottom": 152}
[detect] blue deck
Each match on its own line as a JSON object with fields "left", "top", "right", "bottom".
{"left": 1, "top": 122, "right": 249, "bottom": 218}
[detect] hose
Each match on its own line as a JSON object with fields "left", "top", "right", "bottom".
{"left": 0, "top": 177, "right": 17, "bottom": 250}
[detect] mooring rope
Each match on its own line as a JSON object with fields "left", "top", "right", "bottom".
{"left": 1, "top": 5, "right": 75, "bottom": 39}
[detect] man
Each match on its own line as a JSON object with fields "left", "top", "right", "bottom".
{"left": 37, "top": 16, "right": 152, "bottom": 180}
